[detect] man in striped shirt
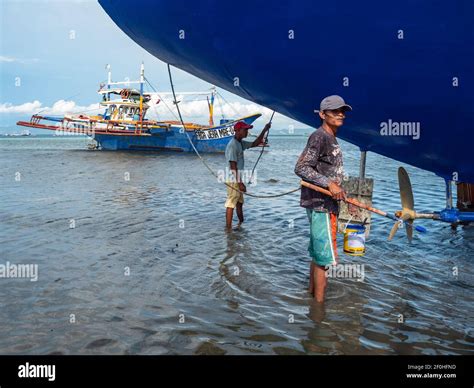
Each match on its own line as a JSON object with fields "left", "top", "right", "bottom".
{"left": 295, "top": 95, "right": 352, "bottom": 303}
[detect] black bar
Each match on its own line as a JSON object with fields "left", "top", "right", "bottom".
{"left": 0, "top": 355, "right": 471, "bottom": 386}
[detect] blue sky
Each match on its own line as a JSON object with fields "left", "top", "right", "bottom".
{"left": 0, "top": 0, "right": 307, "bottom": 133}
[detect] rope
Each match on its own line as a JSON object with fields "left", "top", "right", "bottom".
{"left": 247, "top": 110, "right": 274, "bottom": 185}
{"left": 144, "top": 76, "right": 179, "bottom": 121}
{"left": 167, "top": 64, "right": 300, "bottom": 199}
{"left": 215, "top": 93, "right": 226, "bottom": 120}
{"left": 217, "top": 91, "right": 240, "bottom": 117}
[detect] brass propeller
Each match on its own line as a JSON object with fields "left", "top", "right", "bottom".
{"left": 388, "top": 167, "right": 418, "bottom": 242}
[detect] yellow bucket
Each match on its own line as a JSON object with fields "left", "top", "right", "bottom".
{"left": 343, "top": 224, "right": 366, "bottom": 256}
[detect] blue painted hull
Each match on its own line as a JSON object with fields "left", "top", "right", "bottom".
{"left": 94, "top": 114, "right": 261, "bottom": 151}
{"left": 99, "top": 0, "right": 474, "bottom": 183}
{"left": 95, "top": 131, "right": 230, "bottom": 152}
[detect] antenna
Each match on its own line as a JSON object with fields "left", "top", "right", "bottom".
{"left": 140, "top": 62, "right": 145, "bottom": 82}
{"left": 106, "top": 64, "right": 112, "bottom": 88}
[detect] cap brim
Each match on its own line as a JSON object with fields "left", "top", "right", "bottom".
{"left": 314, "top": 104, "right": 352, "bottom": 114}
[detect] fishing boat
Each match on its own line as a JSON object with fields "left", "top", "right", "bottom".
{"left": 17, "top": 64, "right": 262, "bottom": 152}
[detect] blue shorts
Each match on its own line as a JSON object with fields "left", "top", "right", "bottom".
{"left": 306, "top": 209, "right": 338, "bottom": 267}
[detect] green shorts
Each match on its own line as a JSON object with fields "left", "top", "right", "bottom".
{"left": 306, "top": 209, "right": 338, "bottom": 267}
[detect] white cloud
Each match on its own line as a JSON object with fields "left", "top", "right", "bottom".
{"left": 0, "top": 100, "right": 100, "bottom": 115}
{"left": 1, "top": 97, "right": 309, "bottom": 129}
{"left": 147, "top": 96, "right": 307, "bottom": 129}
{"left": 146, "top": 95, "right": 306, "bottom": 127}
{"left": 0, "top": 101, "right": 43, "bottom": 114}
{"left": 0, "top": 56, "right": 39, "bottom": 64}
{"left": 3, "top": 97, "right": 260, "bottom": 118}
{"left": 47, "top": 100, "right": 101, "bottom": 115}
{"left": 0, "top": 56, "right": 16, "bottom": 63}
{"left": 147, "top": 95, "right": 272, "bottom": 121}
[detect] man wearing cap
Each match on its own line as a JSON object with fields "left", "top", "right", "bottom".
{"left": 294, "top": 95, "right": 352, "bottom": 303}
{"left": 225, "top": 121, "right": 271, "bottom": 229}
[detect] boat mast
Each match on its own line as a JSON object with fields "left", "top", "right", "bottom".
{"left": 139, "top": 62, "right": 144, "bottom": 127}
{"left": 107, "top": 64, "right": 111, "bottom": 101}
{"left": 208, "top": 86, "right": 216, "bottom": 126}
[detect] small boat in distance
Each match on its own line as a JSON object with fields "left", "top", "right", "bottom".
{"left": 17, "top": 64, "right": 262, "bottom": 152}
{"left": 4, "top": 129, "right": 32, "bottom": 137}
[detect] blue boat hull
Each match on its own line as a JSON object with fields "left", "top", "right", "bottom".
{"left": 95, "top": 131, "right": 230, "bottom": 152}
{"left": 94, "top": 114, "right": 261, "bottom": 151}
{"left": 99, "top": 0, "right": 474, "bottom": 183}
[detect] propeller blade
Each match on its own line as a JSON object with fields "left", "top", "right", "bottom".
{"left": 398, "top": 167, "right": 415, "bottom": 211}
{"left": 388, "top": 221, "right": 401, "bottom": 241}
{"left": 405, "top": 220, "right": 414, "bottom": 242}
{"left": 400, "top": 213, "right": 413, "bottom": 242}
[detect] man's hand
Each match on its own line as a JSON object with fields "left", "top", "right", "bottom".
{"left": 328, "top": 181, "right": 345, "bottom": 201}
{"left": 251, "top": 123, "right": 271, "bottom": 147}
{"left": 239, "top": 182, "right": 247, "bottom": 193}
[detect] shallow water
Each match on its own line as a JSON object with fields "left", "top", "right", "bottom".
{"left": 0, "top": 135, "right": 473, "bottom": 355}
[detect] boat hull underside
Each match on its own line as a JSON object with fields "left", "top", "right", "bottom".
{"left": 99, "top": 0, "right": 474, "bottom": 183}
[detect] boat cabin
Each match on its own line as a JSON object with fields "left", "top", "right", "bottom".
{"left": 98, "top": 88, "right": 151, "bottom": 122}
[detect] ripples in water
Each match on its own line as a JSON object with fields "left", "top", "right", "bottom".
{"left": 0, "top": 136, "right": 472, "bottom": 355}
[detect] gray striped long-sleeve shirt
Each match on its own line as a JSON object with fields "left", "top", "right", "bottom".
{"left": 294, "top": 127, "right": 344, "bottom": 214}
